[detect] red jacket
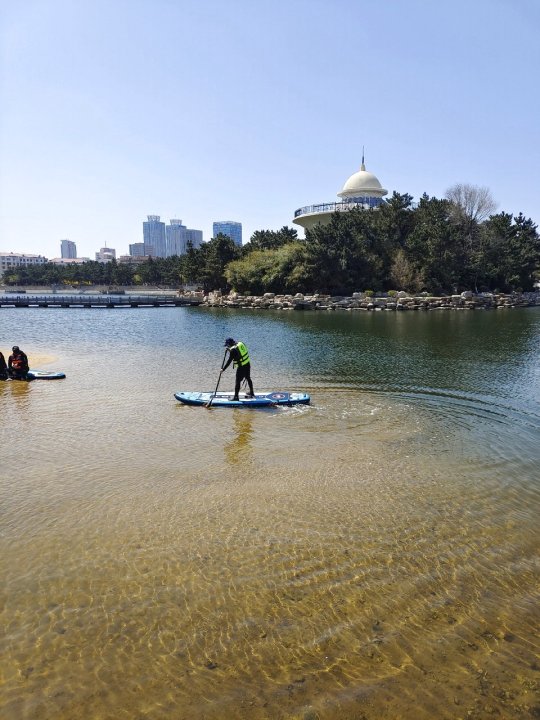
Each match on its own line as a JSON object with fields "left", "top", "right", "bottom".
{"left": 9, "top": 351, "right": 29, "bottom": 372}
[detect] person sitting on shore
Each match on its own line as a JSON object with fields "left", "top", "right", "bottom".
{"left": 0, "top": 351, "right": 8, "bottom": 380}
{"left": 8, "top": 346, "right": 29, "bottom": 380}
{"left": 221, "top": 338, "right": 255, "bottom": 401}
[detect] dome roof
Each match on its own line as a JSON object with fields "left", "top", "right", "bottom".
{"left": 337, "top": 162, "right": 388, "bottom": 199}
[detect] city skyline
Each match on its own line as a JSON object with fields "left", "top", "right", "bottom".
{"left": 1, "top": 1, "right": 539, "bottom": 259}
{"left": 3, "top": 215, "right": 209, "bottom": 262}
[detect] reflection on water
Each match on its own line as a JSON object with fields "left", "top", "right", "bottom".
{"left": 1, "top": 308, "right": 539, "bottom": 719}
{"left": 224, "top": 411, "right": 255, "bottom": 465}
{"left": 1, "top": 377, "right": 32, "bottom": 408}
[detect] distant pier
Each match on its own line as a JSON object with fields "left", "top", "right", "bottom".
{"left": 0, "top": 294, "right": 203, "bottom": 309}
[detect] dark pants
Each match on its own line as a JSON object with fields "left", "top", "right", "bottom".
{"left": 8, "top": 368, "right": 29, "bottom": 380}
{"left": 235, "top": 363, "right": 254, "bottom": 398}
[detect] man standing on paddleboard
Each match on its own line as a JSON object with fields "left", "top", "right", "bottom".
{"left": 221, "top": 338, "right": 255, "bottom": 401}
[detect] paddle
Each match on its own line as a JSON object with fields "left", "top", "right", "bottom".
{"left": 205, "top": 349, "right": 228, "bottom": 408}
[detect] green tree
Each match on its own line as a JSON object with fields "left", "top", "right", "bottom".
{"left": 444, "top": 184, "right": 499, "bottom": 291}
{"left": 225, "top": 242, "right": 309, "bottom": 294}
{"left": 304, "top": 209, "right": 387, "bottom": 294}
{"left": 138, "top": 257, "right": 161, "bottom": 284}
{"left": 462, "top": 212, "right": 510, "bottom": 291}
{"left": 389, "top": 248, "right": 425, "bottom": 292}
{"left": 197, "top": 234, "right": 241, "bottom": 292}
{"left": 177, "top": 243, "right": 201, "bottom": 285}
{"left": 478, "top": 212, "right": 540, "bottom": 291}
{"left": 405, "top": 194, "right": 464, "bottom": 293}
{"left": 225, "top": 250, "right": 275, "bottom": 294}
{"left": 114, "top": 261, "right": 135, "bottom": 286}
{"left": 510, "top": 213, "right": 540, "bottom": 290}
{"left": 246, "top": 226, "right": 298, "bottom": 251}
{"left": 374, "top": 192, "right": 415, "bottom": 247}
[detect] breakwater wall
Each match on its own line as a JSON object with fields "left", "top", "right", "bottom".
{"left": 0, "top": 294, "right": 203, "bottom": 308}
{"left": 203, "top": 290, "right": 540, "bottom": 311}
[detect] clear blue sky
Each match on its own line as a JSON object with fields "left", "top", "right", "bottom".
{"left": 1, "top": 0, "right": 539, "bottom": 259}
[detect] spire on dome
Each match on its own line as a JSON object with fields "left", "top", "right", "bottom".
{"left": 337, "top": 153, "right": 388, "bottom": 200}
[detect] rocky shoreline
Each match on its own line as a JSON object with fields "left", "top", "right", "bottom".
{"left": 202, "top": 290, "right": 540, "bottom": 311}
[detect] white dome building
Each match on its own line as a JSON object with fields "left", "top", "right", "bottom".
{"left": 293, "top": 156, "right": 388, "bottom": 232}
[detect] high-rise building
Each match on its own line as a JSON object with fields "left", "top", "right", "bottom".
{"left": 129, "top": 242, "right": 154, "bottom": 257}
{"left": 166, "top": 219, "right": 187, "bottom": 256}
{"left": 185, "top": 228, "right": 203, "bottom": 249}
{"left": 213, "top": 221, "right": 242, "bottom": 246}
{"left": 143, "top": 215, "right": 166, "bottom": 258}
{"left": 129, "top": 243, "right": 144, "bottom": 256}
{"left": 61, "top": 239, "right": 77, "bottom": 258}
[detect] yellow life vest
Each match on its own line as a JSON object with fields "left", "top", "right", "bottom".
{"left": 233, "top": 341, "right": 250, "bottom": 367}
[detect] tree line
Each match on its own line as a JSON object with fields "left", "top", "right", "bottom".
{"left": 4, "top": 187, "right": 539, "bottom": 295}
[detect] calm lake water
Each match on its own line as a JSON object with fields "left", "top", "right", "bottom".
{"left": 1, "top": 306, "right": 539, "bottom": 720}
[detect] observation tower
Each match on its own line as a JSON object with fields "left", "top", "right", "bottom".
{"left": 293, "top": 153, "right": 388, "bottom": 232}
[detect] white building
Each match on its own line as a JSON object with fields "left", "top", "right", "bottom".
{"left": 119, "top": 254, "right": 153, "bottom": 265}
{"left": 49, "top": 257, "right": 90, "bottom": 264}
{"left": 95, "top": 247, "right": 116, "bottom": 262}
{"left": 0, "top": 252, "right": 48, "bottom": 277}
{"left": 293, "top": 155, "right": 388, "bottom": 232}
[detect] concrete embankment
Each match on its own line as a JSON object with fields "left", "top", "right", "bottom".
{"left": 203, "top": 290, "right": 540, "bottom": 311}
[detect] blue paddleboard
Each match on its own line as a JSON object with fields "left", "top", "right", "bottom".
{"left": 27, "top": 370, "right": 66, "bottom": 380}
{"left": 174, "top": 391, "right": 310, "bottom": 408}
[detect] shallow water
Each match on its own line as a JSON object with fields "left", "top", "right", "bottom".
{"left": 1, "top": 307, "right": 539, "bottom": 719}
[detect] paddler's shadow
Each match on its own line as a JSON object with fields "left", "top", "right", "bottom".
{"left": 224, "top": 411, "right": 255, "bottom": 466}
